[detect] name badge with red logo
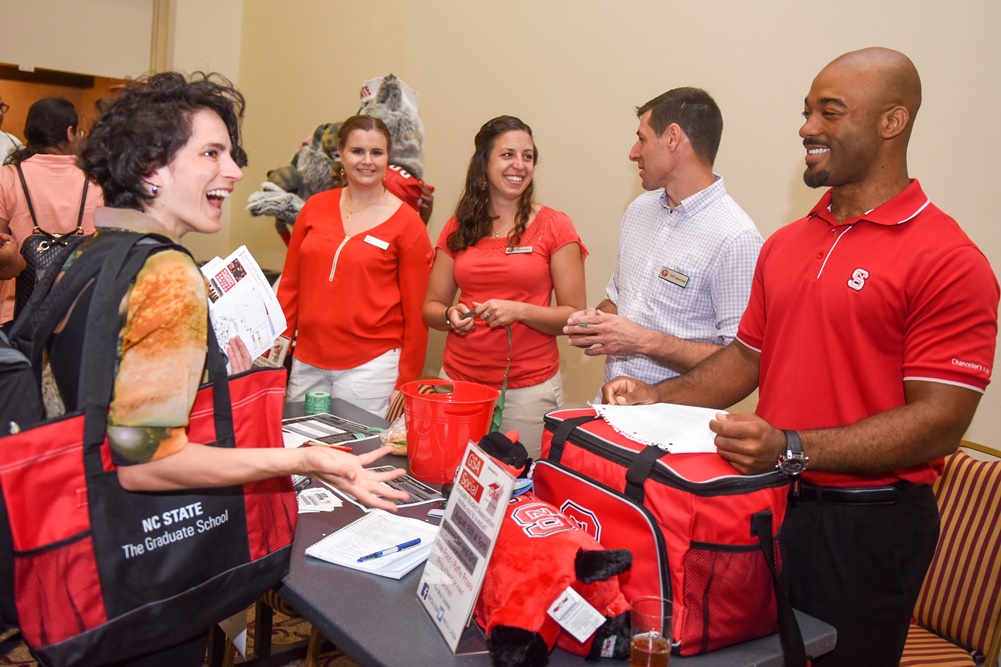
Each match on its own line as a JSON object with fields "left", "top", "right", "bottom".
{"left": 658, "top": 266, "right": 689, "bottom": 288}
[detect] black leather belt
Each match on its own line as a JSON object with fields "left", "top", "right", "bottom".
{"left": 793, "top": 481, "right": 905, "bottom": 505}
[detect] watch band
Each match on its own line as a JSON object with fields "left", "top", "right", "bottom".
{"left": 783, "top": 430, "right": 803, "bottom": 455}
{"left": 777, "top": 429, "right": 808, "bottom": 476}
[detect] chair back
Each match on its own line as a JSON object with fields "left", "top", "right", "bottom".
{"left": 912, "top": 442, "right": 1001, "bottom": 665}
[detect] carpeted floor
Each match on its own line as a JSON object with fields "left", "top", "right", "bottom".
{"left": 0, "top": 607, "right": 359, "bottom": 667}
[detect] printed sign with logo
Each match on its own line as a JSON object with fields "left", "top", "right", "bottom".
{"left": 417, "top": 442, "right": 515, "bottom": 654}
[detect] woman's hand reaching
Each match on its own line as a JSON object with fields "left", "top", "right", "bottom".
{"left": 302, "top": 445, "right": 409, "bottom": 511}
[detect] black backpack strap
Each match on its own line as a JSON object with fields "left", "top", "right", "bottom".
{"left": 15, "top": 163, "right": 87, "bottom": 235}
{"left": 751, "top": 511, "right": 808, "bottom": 667}
{"left": 14, "top": 164, "right": 38, "bottom": 230}
{"left": 11, "top": 235, "right": 100, "bottom": 364}
{"left": 75, "top": 179, "right": 88, "bottom": 233}
{"left": 77, "top": 233, "right": 188, "bottom": 447}
{"left": 547, "top": 414, "right": 600, "bottom": 463}
{"left": 624, "top": 445, "right": 671, "bottom": 503}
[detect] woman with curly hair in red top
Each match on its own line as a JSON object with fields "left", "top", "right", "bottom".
{"left": 423, "top": 116, "right": 587, "bottom": 457}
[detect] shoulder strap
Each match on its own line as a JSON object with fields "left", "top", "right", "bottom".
{"left": 751, "top": 511, "right": 808, "bottom": 667}
{"left": 75, "top": 179, "right": 89, "bottom": 232}
{"left": 14, "top": 163, "right": 88, "bottom": 235}
{"left": 14, "top": 163, "right": 39, "bottom": 229}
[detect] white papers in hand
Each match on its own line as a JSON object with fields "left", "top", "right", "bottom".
{"left": 201, "top": 245, "right": 286, "bottom": 359}
{"left": 592, "top": 403, "right": 723, "bottom": 453}
{"left": 304, "top": 509, "right": 438, "bottom": 579}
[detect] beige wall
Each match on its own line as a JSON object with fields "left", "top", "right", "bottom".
{"left": 228, "top": 1, "right": 1000, "bottom": 443}
{"left": 0, "top": 0, "right": 152, "bottom": 80}
{"left": 166, "top": 0, "right": 245, "bottom": 263}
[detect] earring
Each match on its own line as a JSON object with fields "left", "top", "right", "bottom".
{"left": 480, "top": 176, "right": 487, "bottom": 192}
{"left": 150, "top": 183, "right": 159, "bottom": 196}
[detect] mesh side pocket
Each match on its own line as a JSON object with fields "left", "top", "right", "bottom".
{"left": 676, "top": 539, "right": 781, "bottom": 655}
{"left": 15, "top": 533, "right": 105, "bottom": 648}
{"left": 244, "top": 476, "right": 297, "bottom": 560}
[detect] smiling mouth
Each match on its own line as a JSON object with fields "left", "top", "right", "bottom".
{"left": 207, "top": 189, "right": 230, "bottom": 201}
{"left": 504, "top": 175, "right": 524, "bottom": 184}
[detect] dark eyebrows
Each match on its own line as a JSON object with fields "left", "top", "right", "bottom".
{"left": 804, "top": 96, "right": 848, "bottom": 108}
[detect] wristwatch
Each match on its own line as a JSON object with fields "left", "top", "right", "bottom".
{"left": 776, "top": 430, "right": 809, "bottom": 476}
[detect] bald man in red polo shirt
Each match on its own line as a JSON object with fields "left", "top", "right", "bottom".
{"left": 602, "top": 48, "right": 999, "bottom": 665}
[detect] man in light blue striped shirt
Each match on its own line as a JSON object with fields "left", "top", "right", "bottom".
{"left": 567, "top": 88, "right": 762, "bottom": 387}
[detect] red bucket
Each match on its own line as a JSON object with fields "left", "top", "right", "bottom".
{"left": 402, "top": 379, "right": 499, "bottom": 484}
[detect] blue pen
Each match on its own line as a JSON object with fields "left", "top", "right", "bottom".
{"left": 356, "top": 538, "right": 422, "bottom": 563}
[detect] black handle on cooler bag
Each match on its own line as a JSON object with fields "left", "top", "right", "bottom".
{"left": 547, "top": 415, "right": 600, "bottom": 463}
{"left": 624, "top": 445, "right": 671, "bottom": 502}
{"left": 752, "top": 511, "right": 808, "bottom": 667}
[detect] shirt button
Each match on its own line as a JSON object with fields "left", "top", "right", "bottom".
{"left": 816, "top": 252, "right": 823, "bottom": 259}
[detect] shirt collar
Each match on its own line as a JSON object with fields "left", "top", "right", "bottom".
{"left": 94, "top": 206, "right": 181, "bottom": 242}
{"left": 807, "top": 179, "right": 930, "bottom": 227}
{"left": 660, "top": 174, "right": 725, "bottom": 217}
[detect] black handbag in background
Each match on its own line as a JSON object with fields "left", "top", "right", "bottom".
{"left": 13, "top": 163, "right": 87, "bottom": 319}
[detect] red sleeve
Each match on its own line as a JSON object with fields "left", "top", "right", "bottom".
{"left": 735, "top": 239, "right": 769, "bottom": 352}
{"left": 435, "top": 216, "right": 459, "bottom": 258}
{"left": 396, "top": 214, "right": 433, "bottom": 388}
{"left": 276, "top": 196, "right": 316, "bottom": 339}
{"left": 903, "top": 245, "right": 998, "bottom": 391}
{"left": 543, "top": 209, "right": 588, "bottom": 260}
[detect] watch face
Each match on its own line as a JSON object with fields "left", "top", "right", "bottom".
{"left": 781, "top": 459, "right": 806, "bottom": 476}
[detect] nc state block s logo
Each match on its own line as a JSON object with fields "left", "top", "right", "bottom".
{"left": 847, "top": 268, "right": 869, "bottom": 292}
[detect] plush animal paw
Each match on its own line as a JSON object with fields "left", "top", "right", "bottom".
{"left": 487, "top": 625, "right": 550, "bottom": 667}
{"left": 478, "top": 431, "right": 530, "bottom": 478}
{"left": 584, "top": 611, "right": 630, "bottom": 662}
{"left": 245, "top": 182, "right": 305, "bottom": 224}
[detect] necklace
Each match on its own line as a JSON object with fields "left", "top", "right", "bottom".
{"left": 492, "top": 221, "right": 514, "bottom": 238}
{"left": 342, "top": 187, "right": 385, "bottom": 218}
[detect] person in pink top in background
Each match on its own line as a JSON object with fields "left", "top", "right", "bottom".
{"left": 0, "top": 97, "right": 103, "bottom": 325}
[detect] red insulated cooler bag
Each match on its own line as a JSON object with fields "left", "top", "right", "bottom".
{"left": 538, "top": 408, "right": 805, "bottom": 663}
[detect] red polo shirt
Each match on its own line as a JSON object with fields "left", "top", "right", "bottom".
{"left": 737, "top": 180, "right": 998, "bottom": 486}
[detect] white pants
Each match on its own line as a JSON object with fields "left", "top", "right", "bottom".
{"left": 287, "top": 348, "right": 401, "bottom": 417}
{"left": 440, "top": 369, "right": 563, "bottom": 460}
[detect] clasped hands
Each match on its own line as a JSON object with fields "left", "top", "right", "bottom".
{"left": 448, "top": 300, "right": 522, "bottom": 334}
{"left": 564, "top": 307, "right": 646, "bottom": 357}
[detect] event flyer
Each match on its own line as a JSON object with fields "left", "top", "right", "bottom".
{"left": 417, "top": 443, "right": 514, "bottom": 653}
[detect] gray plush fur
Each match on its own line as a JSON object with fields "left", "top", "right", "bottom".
{"left": 247, "top": 75, "right": 426, "bottom": 226}
{"left": 359, "top": 74, "right": 425, "bottom": 179}
{"left": 247, "top": 122, "right": 339, "bottom": 223}
{"left": 245, "top": 182, "right": 305, "bottom": 225}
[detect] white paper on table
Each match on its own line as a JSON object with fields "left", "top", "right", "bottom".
{"left": 304, "top": 509, "right": 438, "bottom": 579}
{"left": 201, "top": 245, "right": 286, "bottom": 359}
{"left": 591, "top": 403, "right": 724, "bottom": 453}
{"left": 297, "top": 487, "right": 342, "bottom": 513}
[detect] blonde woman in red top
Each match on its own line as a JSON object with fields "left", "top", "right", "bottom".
{"left": 423, "top": 116, "right": 587, "bottom": 457}
{"left": 278, "top": 115, "right": 431, "bottom": 416}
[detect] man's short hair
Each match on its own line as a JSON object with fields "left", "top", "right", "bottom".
{"left": 636, "top": 87, "right": 723, "bottom": 166}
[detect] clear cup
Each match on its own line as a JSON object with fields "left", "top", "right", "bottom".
{"left": 630, "top": 596, "right": 672, "bottom": 667}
